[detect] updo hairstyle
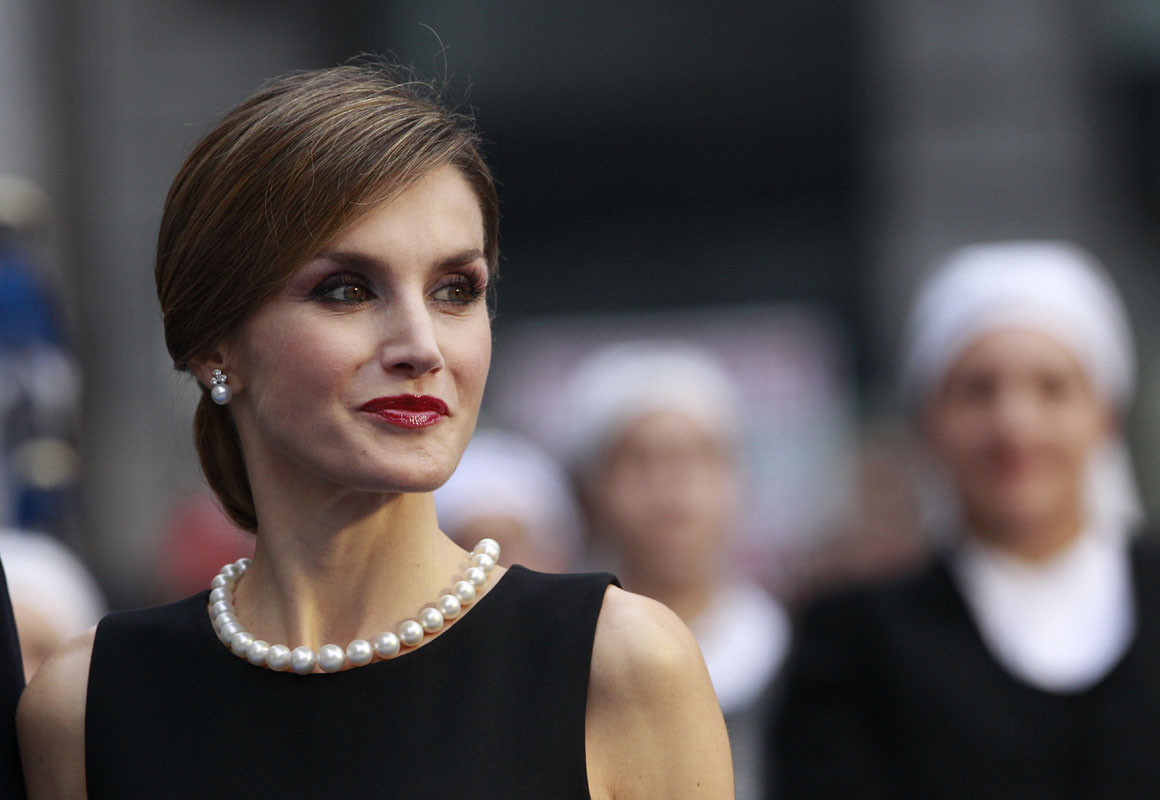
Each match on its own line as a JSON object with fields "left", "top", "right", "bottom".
{"left": 155, "top": 64, "right": 499, "bottom": 532}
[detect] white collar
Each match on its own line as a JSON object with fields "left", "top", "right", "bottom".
{"left": 951, "top": 524, "right": 1134, "bottom": 693}
{"left": 689, "top": 581, "right": 789, "bottom": 714}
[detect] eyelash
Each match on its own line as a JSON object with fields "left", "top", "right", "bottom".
{"left": 432, "top": 274, "right": 487, "bottom": 306}
{"left": 311, "top": 271, "right": 374, "bottom": 304}
{"left": 309, "top": 270, "right": 488, "bottom": 307}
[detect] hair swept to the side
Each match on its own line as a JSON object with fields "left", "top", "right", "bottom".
{"left": 155, "top": 62, "right": 499, "bottom": 532}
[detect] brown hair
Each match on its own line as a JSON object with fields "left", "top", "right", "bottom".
{"left": 155, "top": 64, "right": 499, "bottom": 532}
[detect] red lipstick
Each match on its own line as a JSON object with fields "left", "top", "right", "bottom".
{"left": 359, "top": 395, "right": 449, "bottom": 429}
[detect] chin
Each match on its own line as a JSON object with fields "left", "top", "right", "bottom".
{"left": 972, "top": 493, "right": 1068, "bottom": 537}
{"left": 329, "top": 458, "right": 458, "bottom": 496}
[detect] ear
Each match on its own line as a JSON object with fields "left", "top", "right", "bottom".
{"left": 190, "top": 344, "right": 242, "bottom": 394}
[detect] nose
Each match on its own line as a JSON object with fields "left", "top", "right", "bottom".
{"left": 991, "top": 383, "right": 1038, "bottom": 440}
{"left": 378, "top": 296, "right": 444, "bottom": 378}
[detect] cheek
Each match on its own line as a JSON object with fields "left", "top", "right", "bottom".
{"left": 445, "top": 321, "right": 492, "bottom": 396}
{"left": 926, "top": 408, "right": 985, "bottom": 466}
{"left": 242, "top": 319, "right": 365, "bottom": 409}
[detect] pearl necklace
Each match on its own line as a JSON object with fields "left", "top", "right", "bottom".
{"left": 207, "top": 538, "right": 501, "bottom": 674}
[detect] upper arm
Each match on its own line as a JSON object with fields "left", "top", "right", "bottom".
{"left": 17, "top": 628, "right": 93, "bottom": 800}
{"left": 586, "top": 586, "right": 733, "bottom": 800}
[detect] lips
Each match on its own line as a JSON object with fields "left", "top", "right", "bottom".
{"left": 359, "top": 395, "right": 449, "bottom": 429}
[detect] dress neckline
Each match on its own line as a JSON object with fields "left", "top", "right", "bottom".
{"left": 196, "top": 564, "right": 526, "bottom": 679}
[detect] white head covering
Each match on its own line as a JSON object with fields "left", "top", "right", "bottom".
{"left": 899, "top": 240, "right": 1142, "bottom": 529}
{"left": 0, "top": 529, "right": 106, "bottom": 642}
{"left": 556, "top": 340, "right": 741, "bottom": 477}
{"left": 436, "top": 430, "right": 582, "bottom": 564}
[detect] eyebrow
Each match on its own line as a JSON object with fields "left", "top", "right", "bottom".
{"left": 314, "top": 247, "right": 486, "bottom": 271}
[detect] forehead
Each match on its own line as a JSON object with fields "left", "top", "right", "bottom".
{"left": 945, "top": 326, "right": 1089, "bottom": 379}
{"left": 606, "top": 409, "right": 732, "bottom": 456}
{"left": 330, "top": 165, "right": 484, "bottom": 254}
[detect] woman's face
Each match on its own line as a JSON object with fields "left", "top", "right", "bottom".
{"left": 588, "top": 409, "right": 738, "bottom": 582}
{"left": 923, "top": 327, "right": 1111, "bottom": 541}
{"left": 221, "top": 165, "right": 492, "bottom": 498}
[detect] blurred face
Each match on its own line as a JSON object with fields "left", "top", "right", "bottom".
{"left": 923, "top": 327, "right": 1111, "bottom": 545}
{"left": 221, "top": 166, "right": 492, "bottom": 497}
{"left": 588, "top": 409, "right": 738, "bottom": 583}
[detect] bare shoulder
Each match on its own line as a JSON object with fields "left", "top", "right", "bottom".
{"left": 589, "top": 586, "right": 703, "bottom": 693}
{"left": 18, "top": 628, "right": 93, "bottom": 799}
{"left": 586, "top": 586, "right": 734, "bottom": 800}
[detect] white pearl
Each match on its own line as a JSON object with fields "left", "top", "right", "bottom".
{"left": 474, "top": 538, "right": 500, "bottom": 556}
{"left": 246, "top": 640, "right": 270, "bottom": 666}
{"left": 474, "top": 539, "right": 501, "bottom": 561}
{"left": 266, "top": 644, "right": 291, "bottom": 671}
{"left": 213, "top": 612, "right": 237, "bottom": 632}
{"left": 290, "top": 646, "right": 317, "bottom": 675}
{"left": 229, "top": 631, "right": 255, "bottom": 657}
{"left": 219, "top": 621, "right": 243, "bottom": 642}
{"left": 464, "top": 566, "right": 487, "bottom": 588}
{"left": 210, "top": 383, "right": 232, "bottom": 405}
{"left": 235, "top": 557, "right": 251, "bottom": 570}
{"left": 346, "top": 639, "right": 373, "bottom": 667}
{"left": 419, "top": 607, "right": 444, "bottom": 633}
{"left": 398, "top": 620, "right": 424, "bottom": 646}
{"left": 208, "top": 587, "right": 231, "bottom": 606}
{"left": 437, "top": 594, "right": 461, "bottom": 619}
{"left": 471, "top": 553, "right": 496, "bottom": 572}
{"left": 453, "top": 580, "right": 476, "bottom": 605}
{"left": 221, "top": 563, "right": 242, "bottom": 581}
{"left": 210, "top": 600, "right": 234, "bottom": 618}
{"left": 210, "top": 574, "right": 230, "bottom": 590}
{"left": 373, "top": 632, "right": 400, "bottom": 659}
{"left": 318, "top": 644, "right": 345, "bottom": 673}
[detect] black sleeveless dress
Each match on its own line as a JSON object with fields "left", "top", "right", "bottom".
{"left": 86, "top": 566, "right": 616, "bottom": 798}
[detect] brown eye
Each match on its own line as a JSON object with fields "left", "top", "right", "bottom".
{"left": 432, "top": 280, "right": 481, "bottom": 304}
{"left": 313, "top": 272, "right": 375, "bottom": 303}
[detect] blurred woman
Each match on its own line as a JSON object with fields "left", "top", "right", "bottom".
{"left": 17, "top": 65, "right": 732, "bottom": 799}
{"left": 563, "top": 340, "right": 789, "bottom": 800}
{"left": 772, "top": 242, "right": 1160, "bottom": 798}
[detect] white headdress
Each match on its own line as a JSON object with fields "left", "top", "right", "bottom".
{"left": 556, "top": 340, "right": 741, "bottom": 477}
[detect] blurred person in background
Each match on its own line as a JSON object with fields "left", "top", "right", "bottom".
{"left": 562, "top": 340, "right": 790, "bottom": 800}
{"left": 435, "top": 428, "right": 581, "bottom": 573}
{"left": 771, "top": 242, "right": 1160, "bottom": 798}
{"left": 0, "top": 176, "right": 83, "bottom": 539}
{"left": 790, "top": 421, "right": 927, "bottom": 607}
{"left": 0, "top": 530, "right": 104, "bottom": 680}
{"left": 17, "top": 64, "right": 732, "bottom": 799}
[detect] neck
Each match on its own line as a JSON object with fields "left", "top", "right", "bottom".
{"left": 232, "top": 486, "right": 469, "bottom": 650}
{"left": 967, "top": 506, "right": 1086, "bottom": 563}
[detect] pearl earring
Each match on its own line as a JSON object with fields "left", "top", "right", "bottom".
{"left": 210, "top": 368, "right": 232, "bottom": 405}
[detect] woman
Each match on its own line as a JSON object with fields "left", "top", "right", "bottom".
{"left": 771, "top": 242, "right": 1160, "bottom": 798}
{"left": 17, "top": 65, "right": 733, "bottom": 798}
{"left": 561, "top": 340, "right": 789, "bottom": 800}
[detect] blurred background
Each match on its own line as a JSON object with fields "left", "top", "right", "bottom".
{"left": 3, "top": 0, "right": 1160, "bottom": 630}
